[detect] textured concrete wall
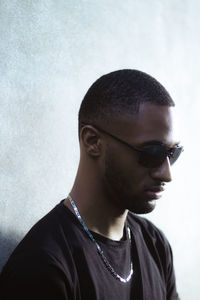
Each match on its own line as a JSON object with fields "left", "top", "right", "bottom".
{"left": 0, "top": 1, "right": 199, "bottom": 299}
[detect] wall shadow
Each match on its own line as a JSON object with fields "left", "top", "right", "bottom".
{"left": 0, "top": 230, "right": 22, "bottom": 272}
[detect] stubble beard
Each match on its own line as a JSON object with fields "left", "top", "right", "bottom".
{"left": 104, "top": 149, "right": 156, "bottom": 215}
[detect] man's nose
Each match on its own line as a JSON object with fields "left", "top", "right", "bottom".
{"left": 150, "top": 157, "right": 172, "bottom": 183}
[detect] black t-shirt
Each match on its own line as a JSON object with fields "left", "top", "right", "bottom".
{"left": 0, "top": 201, "right": 179, "bottom": 300}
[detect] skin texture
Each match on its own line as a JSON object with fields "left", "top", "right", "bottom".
{"left": 103, "top": 103, "right": 175, "bottom": 214}
{"left": 64, "top": 103, "right": 177, "bottom": 241}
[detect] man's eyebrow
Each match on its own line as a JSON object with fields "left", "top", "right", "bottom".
{"left": 139, "top": 140, "right": 180, "bottom": 147}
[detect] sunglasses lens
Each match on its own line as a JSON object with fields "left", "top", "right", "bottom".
{"left": 139, "top": 146, "right": 167, "bottom": 168}
{"left": 169, "top": 146, "right": 183, "bottom": 165}
{"left": 139, "top": 145, "right": 183, "bottom": 168}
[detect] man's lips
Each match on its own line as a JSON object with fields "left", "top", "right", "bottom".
{"left": 144, "top": 185, "right": 165, "bottom": 200}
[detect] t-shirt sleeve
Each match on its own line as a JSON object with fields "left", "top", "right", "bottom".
{"left": 132, "top": 215, "right": 180, "bottom": 300}
{"left": 0, "top": 250, "right": 73, "bottom": 300}
{"left": 151, "top": 223, "right": 180, "bottom": 300}
{"left": 164, "top": 241, "right": 180, "bottom": 300}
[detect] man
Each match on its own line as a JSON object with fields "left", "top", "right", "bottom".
{"left": 0, "top": 69, "right": 182, "bottom": 299}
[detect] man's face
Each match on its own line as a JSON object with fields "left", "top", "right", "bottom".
{"left": 103, "top": 103, "right": 177, "bottom": 214}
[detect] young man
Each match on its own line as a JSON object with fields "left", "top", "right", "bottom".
{"left": 0, "top": 70, "right": 182, "bottom": 299}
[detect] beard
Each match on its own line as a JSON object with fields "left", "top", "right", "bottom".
{"left": 103, "top": 148, "right": 156, "bottom": 215}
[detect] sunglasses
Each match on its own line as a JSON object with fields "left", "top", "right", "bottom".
{"left": 81, "top": 123, "right": 183, "bottom": 168}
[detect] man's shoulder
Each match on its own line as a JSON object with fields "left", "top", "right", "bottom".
{"left": 14, "top": 201, "right": 70, "bottom": 247}
{"left": 1, "top": 201, "right": 77, "bottom": 278}
{"left": 127, "top": 212, "right": 169, "bottom": 247}
{"left": 127, "top": 212, "right": 174, "bottom": 277}
{"left": 20, "top": 200, "right": 75, "bottom": 240}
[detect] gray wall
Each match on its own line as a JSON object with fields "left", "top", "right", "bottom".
{"left": 0, "top": 1, "right": 199, "bottom": 299}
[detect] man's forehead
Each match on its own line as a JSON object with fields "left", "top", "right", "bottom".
{"left": 108, "top": 103, "right": 177, "bottom": 145}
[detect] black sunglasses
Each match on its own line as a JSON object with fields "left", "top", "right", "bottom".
{"left": 81, "top": 123, "right": 183, "bottom": 168}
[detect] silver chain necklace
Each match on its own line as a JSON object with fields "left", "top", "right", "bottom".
{"left": 67, "top": 194, "right": 133, "bottom": 283}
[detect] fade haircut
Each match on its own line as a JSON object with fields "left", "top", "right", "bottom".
{"left": 78, "top": 69, "right": 175, "bottom": 132}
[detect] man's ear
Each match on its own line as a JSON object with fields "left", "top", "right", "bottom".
{"left": 80, "top": 125, "right": 102, "bottom": 157}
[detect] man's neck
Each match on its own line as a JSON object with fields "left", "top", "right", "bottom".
{"left": 64, "top": 191, "right": 128, "bottom": 241}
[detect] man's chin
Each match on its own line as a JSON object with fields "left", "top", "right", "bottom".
{"left": 128, "top": 199, "right": 156, "bottom": 215}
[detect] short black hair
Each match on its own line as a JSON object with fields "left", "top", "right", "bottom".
{"left": 78, "top": 69, "right": 174, "bottom": 132}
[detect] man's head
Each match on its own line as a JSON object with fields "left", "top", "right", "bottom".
{"left": 78, "top": 70, "right": 182, "bottom": 214}
{"left": 78, "top": 69, "right": 175, "bottom": 132}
